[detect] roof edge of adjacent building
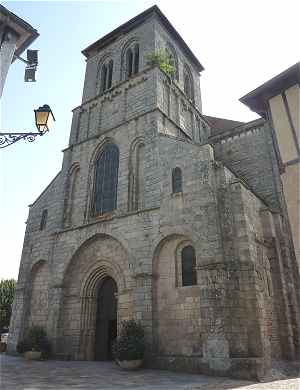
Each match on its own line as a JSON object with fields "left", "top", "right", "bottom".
{"left": 82, "top": 5, "right": 204, "bottom": 72}
{"left": 239, "top": 62, "right": 300, "bottom": 115}
{"left": 0, "top": 4, "right": 39, "bottom": 59}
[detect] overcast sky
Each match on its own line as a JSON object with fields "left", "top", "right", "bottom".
{"left": 1, "top": 0, "right": 299, "bottom": 280}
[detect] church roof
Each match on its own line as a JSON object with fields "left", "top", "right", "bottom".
{"left": 204, "top": 115, "right": 245, "bottom": 136}
{"left": 82, "top": 5, "right": 204, "bottom": 72}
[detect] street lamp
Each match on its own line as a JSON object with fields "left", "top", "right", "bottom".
{"left": 34, "top": 104, "right": 55, "bottom": 134}
{"left": 0, "top": 104, "right": 55, "bottom": 148}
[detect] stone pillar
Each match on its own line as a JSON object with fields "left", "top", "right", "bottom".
{"left": 212, "top": 181, "right": 272, "bottom": 380}
{"left": 272, "top": 213, "right": 300, "bottom": 358}
{"left": 260, "top": 209, "right": 296, "bottom": 359}
{"left": 132, "top": 273, "right": 153, "bottom": 357}
{"left": 6, "top": 286, "right": 27, "bottom": 354}
{"left": 197, "top": 263, "right": 230, "bottom": 374}
{"left": 47, "top": 285, "right": 64, "bottom": 355}
{"left": 78, "top": 296, "right": 97, "bottom": 360}
{"left": 117, "top": 288, "right": 133, "bottom": 324}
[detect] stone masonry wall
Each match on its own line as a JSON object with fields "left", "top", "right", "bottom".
{"left": 156, "top": 71, "right": 209, "bottom": 143}
{"left": 27, "top": 261, "right": 49, "bottom": 329}
{"left": 81, "top": 18, "right": 155, "bottom": 104}
{"left": 213, "top": 120, "right": 279, "bottom": 208}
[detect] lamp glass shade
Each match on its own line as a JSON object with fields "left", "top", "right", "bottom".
{"left": 34, "top": 105, "right": 55, "bottom": 134}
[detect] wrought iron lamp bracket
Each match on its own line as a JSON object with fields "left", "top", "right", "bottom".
{"left": 0, "top": 132, "right": 43, "bottom": 149}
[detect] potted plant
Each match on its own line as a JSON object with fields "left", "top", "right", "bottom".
{"left": 112, "top": 319, "right": 145, "bottom": 369}
{"left": 16, "top": 325, "right": 51, "bottom": 360}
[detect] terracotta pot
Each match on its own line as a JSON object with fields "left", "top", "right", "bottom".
{"left": 117, "top": 359, "right": 143, "bottom": 370}
{"left": 24, "top": 351, "right": 42, "bottom": 360}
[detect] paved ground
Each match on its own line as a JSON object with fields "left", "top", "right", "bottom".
{"left": 1, "top": 354, "right": 299, "bottom": 390}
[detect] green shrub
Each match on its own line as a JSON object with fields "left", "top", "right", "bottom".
{"left": 112, "top": 319, "right": 145, "bottom": 361}
{"left": 145, "top": 49, "right": 176, "bottom": 78}
{"left": 27, "top": 326, "right": 47, "bottom": 350}
{"left": 17, "top": 326, "right": 52, "bottom": 358}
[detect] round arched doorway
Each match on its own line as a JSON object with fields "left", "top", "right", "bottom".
{"left": 95, "top": 277, "right": 118, "bottom": 360}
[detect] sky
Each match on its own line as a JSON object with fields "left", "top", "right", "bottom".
{"left": 1, "top": 0, "right": 299, "bottom": 280}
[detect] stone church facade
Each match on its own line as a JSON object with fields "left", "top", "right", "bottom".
{"left": 8, "top": 6, "right": 300, "bottom": 380}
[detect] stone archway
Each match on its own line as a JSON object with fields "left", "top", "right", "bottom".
{"left": 27, "top": 260, "right": 49, "bottom": 330}
{"left": 59, "top": 234, "right": 133, "bottom": 360}
{"left": 77, "top": 264, "right": 121, "bottom": 361}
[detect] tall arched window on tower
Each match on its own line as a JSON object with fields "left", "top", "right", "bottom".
{"left": 181, "top": 245, "right": 197, "bottom": 286}
{"left": 124, "top": 42, "right": 140, "bottom": 79}
{"left": 99, "top": 59, "right": 114, "bottom": 94}
{"left": 183, "top": 64, "right": 194, "bottom": 101}
{"left": 126, "top": 48, "right": 133, "bottom": 78}
{"left": 93, "top": 143, "right": 119, "bottom": 215}
{"left": 100, "top": 63, "right": 107, "bottom": 93}
{"left": 166, "top": 43, "right": 178, "bottom": 81}
{"left": 133, "top": 44, "right": 139, "bottom": 74}
{"left": 128, "top": 139, "right": 145, "bottom": 211}
{"left": 107, "top": 60, "right": 113, "bottom": 89}
{"left": 172, "top": 167, "right": 182, "bottom": 193}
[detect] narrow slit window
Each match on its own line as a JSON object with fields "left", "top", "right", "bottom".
{"left": 183, "top": 65, "right": 194, "bottom": 101}
{"left": 107, "top": 60, "right": 113, "bottom": 89}
{"left": 40, "top": 209, "right": 48, "bottom": 231}
{"left": 172, "top": 167, "right": 182, "bottom": 193}
{"left": 166, "top": 44, "right": 178, "bottom": 81}
{"left": 126, "top": 48, "right": 133, "bottom": 78}
{"left": 100, "top": 64, "right": 107, "bottom": 93}
{"left": 181, "top": 245, "right": 197, "bottom": 286}
{"left": 133, "top": 44, "right": 139, "bottom": 74}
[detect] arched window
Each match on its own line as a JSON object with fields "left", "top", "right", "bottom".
{"left": 128, "top": 140, "right": 145, "bottom": 211}
{"left": 166, "top": 43, "right": 178, "bottom": 81}
{"left": 126, "top": 48, "right": 133, "bottom": 78}
{"left": 93, "top": 143, "right": 119, "bottom": 215}
{"left": 28, "top": 261, "right": 49, "bottom": 328}
{"left": 99, "top": 59, "right": 113, "bottom": 94}
{"left": 64, "top": 164, "right": 80, "bottom": 227}
{"left": 181, "top": 245, "right": 197, "bottom": 286}
{"left": 107, "top": 60, "right": 113, "bottom": 89}
{"left": 183, "top": 64, "right": 194, "bottom": 101}
{"left": 40, "top": 209, "right": 48, "bottom": 231}
{"left": 124, "top": 43, "right": 140, "bottom": 79}
{"left": 172, "top": 167, "right": 182, "bottom": 193}
{"left": 100, "top": 63, "right": 107, "bottom": 93}
{"left": 134, "top": 44, "right": 139, "bottom": 74}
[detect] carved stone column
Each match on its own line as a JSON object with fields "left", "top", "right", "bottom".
{"left": 78, "top": 296, "right": 97, "bottom": 360}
